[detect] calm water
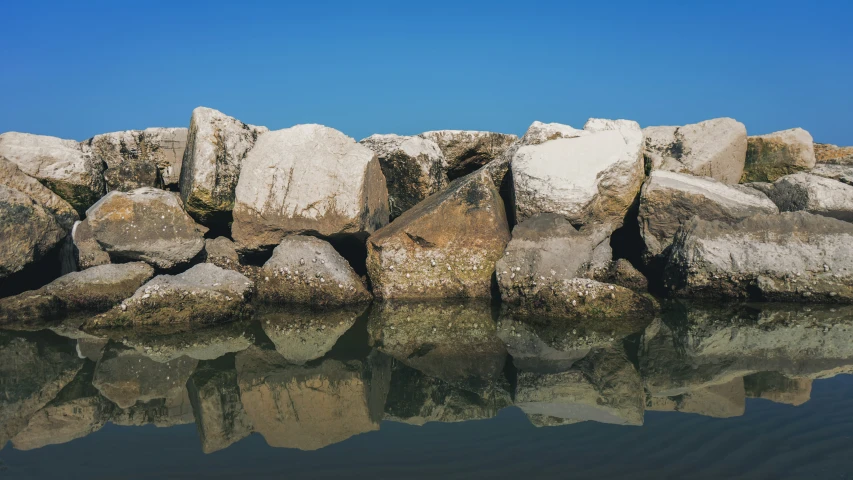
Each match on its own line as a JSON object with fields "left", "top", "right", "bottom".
{"left": 2, "top": 301, "right": 853, "bottom": 479}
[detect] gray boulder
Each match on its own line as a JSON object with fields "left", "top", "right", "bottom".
{"left": 741, "top": 128, "right": 815, "bottom": 182}
{"left": 418, "top": 130, "right": 517, "bottom": 180}
{"left": 811, "top": 163, "right": 853, "bottom": 186}
{"left": 0, "top": 184, "right": 66, "bottom": 279}
{"left": 749, "top": 172, "right": 853, "bottom": 222}
{"left": 85, "top": 127, "right": 187, "bottom": 191}
{"left": 71, "top": 220, "right": 110, "bottom": 270}
{"left": 202, "top": 236, "right": 240, "bottom": 269}
{"left": 0, "top": 156, "right": 78, "bottom": 230}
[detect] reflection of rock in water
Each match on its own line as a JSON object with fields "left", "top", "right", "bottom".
{"left": 100, "top": 321, "right": 255, "bottom": 363}
{"left": 235, "top": 346, "right": 386, "bottom": 451}
{"left": 187, "top": 356, "right": 253, "bottom": 453}
{"left": 516, "top": 347, "right": 644, "bottom": 426}
{"left": 0, "top": 331, "right": 83, "bottom": 448}
{"left": 646, "top": 377, "right": 745, "bottom": 418}
{"left": 744, "top": 372, "right": 812, "bottom": 406}
{"left": 258, "top": 305, "right": 365, "bottom": 365}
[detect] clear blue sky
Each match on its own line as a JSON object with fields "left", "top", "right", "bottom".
{"left": 1, "top": 0, "right": 850, "bottom": 144}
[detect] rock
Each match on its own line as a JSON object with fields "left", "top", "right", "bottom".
{"left": 0, "top": 262, "right": 154, "bottom": 328}
{"left": 741, "top": 128, "right": 816, "bottom": 182}
{"left": 258, "top": 305, "right": 366, "bottom": 364}
{"left": 232, "top": 124, "right": 389, "bottom": 252}
{"left": 811, "top": 163, "right": 853, "bottom": 186}
{"left": 749, "top": 173, "right": 853, "bottom": 222}
{"left": 639, "top": 170, "right": 779, "bottom": 260}
{"left": 256, "top": 236, "right": 371, "bottom": 306}
{"left": 512, "top": 118, "right": 644, "bottom": 226}
{"left": 86, "top": 263, "right": 253, "bottom": 328}
{"left": 366, "top": 169, "right": 510, "bottom": 299}
{"left": 0, "top": 132, "right": 106, "bottom": 214}
{"left": 814, "top": 143, "right": 853, "bottom": 165}
{"left": 0, "top": 184, "right": 66, "bottom": 279}
{"left": 594, "top": 259, "right": 648, "bottom": 292}
{"left": 82, "top": 187, "right": 206, "bottom": 269}
{"left": 743, "top": 372, "right": 812, "bottom": 406}
{"left": 202, "top": 236, "right": 240, "bottom": 268}
{"left": 71, "top": 220, "right": 110, "bottom": 269}
{"left": 359, "top": 134, "right": 448, "bottom": 219}
{"left": 108, "top": 389, "right": 194, "bottom": 428}
{"left": 418, "top": 130, "right": 517, "bottom": 180}
{"left": 665, "top": 212, "right": 853, "bottom": 302}
{"left": 179, "top": 107, "right": 268, "bottom": 226}
{"left": 646, "top": 377, "right": 746, "bottom": 418}
{"left": 187, "top": 358, "right": 253, "bottom": 453}
{"left": 107, "top": 321, "right": 254, "bottom": 363}
{"left": 643, "top": 118, "right": 747, "bottom": 183}
{"left": 84, "top": 128, "right": 188, "bottom": 192}
{"left": 0, "top": 156, "right": 78, "bottom": 230}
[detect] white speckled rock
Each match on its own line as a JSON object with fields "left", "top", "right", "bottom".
{"left": 85, "top": 128, "right": 187, "bottom": 191}
{"left": 741, "top": 128, "right": 816, "bottom": 182}
{"left": 418, "top": 130, "right": 517, "bottom": 179}
{"left": 639, "top": 170, "right": 779, "bottom": 259}
{"left": 512, "top": 118, "right": 644, "bottom": 226}
{"left": 0, "top": 156, "right": 78, "bottom": 231}
{"left": 0, "top": 132, "right": 105, "bottom": 214}
{"left": 179, "top": 107, "right": 267, "bottom": 226}
{"left": 643, "top": 118, "right": 747, "bottom": 184}
{"left": 232, "top": 124, "right": 389, "bottom": 251}
{"left": 749, "top": 173, "right": 853, "bottom": 222}
{"left": 0, "top": 184, "right": 66, "bottom": 279}
{"left": 360, "top": 134, "right": 448, "bottom": 219}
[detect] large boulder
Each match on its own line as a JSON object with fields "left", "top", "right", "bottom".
{"left": 643, "top": 118, "right": 747, "bottom": 183}
{"left": 749, "top": 173, "right": 853, "bottom": 222}
{"left": 366, "top": 169, "right": 510, "bottom": 300}
{"left": 639, "top": 170, "right": 779, "bottom": 260}
{"left": 0, "top": 156, "right": 78, "bottom": 230}
{"left": 81, "top": 187, "right": 206, "bottom": 269}
{"left": 256, "top": 235, "right": 370, "bottom": 306}
{"left": 512, "top": 118, "right": 644, "bottom": 226}
{"left": 359, "top": 134, "right": 448, "bottom": 219}
{"left": 232, "top": 124, "right": 389, "bottom": 252}
{"left": 418, "top": 130, "right": 517, "bottom": 180}
{"left": 665, "top": 212, "right": 853, "bottom": 302}
{"left": 85, "top": 127, "right": 188, "bottom": 192}
{"left": 741, "top": 128, "right": 815, "bottom": 182}
{"left": 85, "top": 263, "right": 254, "bottom": 328}
{"left": 0, "top": 132, "right": 105, "bottom": 214}
{"left": 0, "top": 184, "right": 66, "bottom": 279}
{"left": 179, "top": 107, "right": 267, "bottom": 226}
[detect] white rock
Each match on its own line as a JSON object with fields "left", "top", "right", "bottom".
{"left": 750, "top": 173, "right": 853, "bottom": 222}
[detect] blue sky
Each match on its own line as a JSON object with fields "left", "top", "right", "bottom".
{"left": 1, "top": 0, "right": 850, "bottom": 144}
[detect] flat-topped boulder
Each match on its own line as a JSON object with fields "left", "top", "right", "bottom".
{"left": 665, "top": 212, "right": 853, "bottom": 302}
{"left": 639, "top": 170, "right": 779, "bottom": 260}
{"left": 741, "top": 128, "right": 815, "bottom": 182}
{"left": 643, "top": 118, "right": 747, "bottom": 183}
{"left": 81, "top": 187, "right": 206, "bottom": 269}
{"left": 418, "top": 130, "right": 517, "bottom": 179}
{"left": 512, "top": 118, "right": 644, "bottom": 226}
{"left": 360, "top": 134, "right": 448, "bottom": 219}
{"left": 0, "top": 184, "right": 66, "bottom": 279}
{"left": 0, "top": 156, "right": 78, "bottom": 230}
{"left": 232, "top": 124, "right": 389, "bottom": 251}
{"left": 85, "top": 127, "right": 187, "bottom": 191}
{"left": 749, "top": 172, "right": 853, "bottom": 222}
{"left": 179, "top": 107, "right": 267, "bottom": 226}
{"left": 366, "top": 169, "right": 510, "bottom": 300}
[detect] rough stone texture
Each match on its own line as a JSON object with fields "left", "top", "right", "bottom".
{"left": 512, "top": 118, "right": 645, "bottom": 226}
{"left": 232, "top": 124, "right": 389, "bottom": 252}
{"left": 643, "top": 118, "right": 747, "bottom": 183}
{"left": 360, "top": 134, "right": 448, "bottom": 219}
{"left": 0, "top": 184, "right": 66, "bottom": 280}
{"left": 0, "top": 262, "right": 154, "bottom": 328}
{"left": 84, "top": 128, "right": 188, "bottom": 192}
{"left": 743, "top": 372, "right": 812, "bottom": 406}
{"left": 639, "top": 170, "right": 779, "bottom": 259}
{"left": 418, "top": 130, "right": 517, "bottom": 180}
{"left": 594, "top": 259, "right": 649, "bottom": 292}
{"left": 811, "top": 163, "right": 853, "bottom": 186}
{"left": 814, "top": 143, "right": 853, "bottom": 165}
{"left": 110, "top": 321, "right": 254, "bottom": 363}
{"left": 179, "top": 107, "right": 268, "bottom": 226}
{"left": 741, "top": 128, "right": 816, "bottom": 183}
{"left": 257, "top": 305, "right": 366, "bottom": 364}
{"left": 0, "top": 132, "right": 106, "bottom": 214}
{"left": 86, "top": 263, "right": 254, "bottom": 328}
{"left": 108, "top": 388, "right": 195, "bottom": 428}
{"left": 665, "top": 212, "right": 853, "bottom": 302}
{"left": 646, "top": 377, "right": 745, "bottom": 418}
{"left": 366, "top": 169, "right": 510, "bottom": 300}
{"left": 0, "top": 156, "right": 78, "bottom": 230}
{"left": 187, "top": 359, "right": 253, "bottom": 453}
{"left": 82, "top": 187, "right": 207, "bottom": 269}
{"left": 257, "top": 236, "right": 371, "bottom": 306}
{"left": 71, "top": 220, "right": 111, "bottom": 269}
{"left": 749, "top": 173, "right": 853, "bottom": 222}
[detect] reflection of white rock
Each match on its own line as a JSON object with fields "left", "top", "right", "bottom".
{"left": 646, "top": 377, "right": 745, "bottom": 418}
{"left": 187, "top": 360, "right": 253, "bottom": 453}
{"left": 258, "top": 306, "right": 365, "bottom": 365}
{"left": 743, "top": 372, "right": 812, "bottom": 406}
{"left": 114, "top": 322, "right": 254, "bottom": 363}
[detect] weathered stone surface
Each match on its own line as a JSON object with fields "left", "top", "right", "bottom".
{"left": 749, "top": 173, "right": 853, "bottom": 222}
{"left": 594, "top": 259, "right": 648, "bottom": 292}
{"left": 257, "top": 236, "right": 371, "bottom": 306}
{"left": 418, "top": 130, "right": 517, "bottom": 180}
{"left": 187, "top": 358, "right": 253, "bottom": 453}
{"left": 814, "top": 143, "right": 853, "bottom": 165}
{"left": 71, "top": 220, "right": 110, "bottom": 270}
{"left": 811, "top": 163, "right": 853, "bottom": 186}
{"left": 107, "top": 321, "right": 254, "bottom": 363}
{"left": 202, "top": 237, "right": 240, "bottom": 269}
{"left": 258, "top": 305, "right": 366, "bottom": 364}
{"left": 0, "top": 132, "right": 105, "bottom": 214}
{"left": 85, "top": 128, "right": 188, "bottom": 192}
{"left": 643, "top": 118, "right": 747, "bottom": 183}
{"left": 360, "top": 134, "right": 448, "bottom": 219}
{"left": 108, "top": 389, "right": 195, "bottom": 428}
{"left": 741, "top": 128, "right": 816, "bottom": 183}
{"left": 232, "top": 124, "right": 389, "bottom": 251}
{"left": 743, "top": 372, "right": 812, "bottom": 406}
{"left": 86, "top": 263, "right": 253, "bottom": 329}
{"left": 639, "top": 170, "right": 779, "bottom": 259}
{"left": 665, "top": 212, "right": 853, "bottom": 302}
{"left": 512, "top": 118, "right": 644, "bottom": 226}
{"left": 367, "top": 169, "right": 510, "bottom": 299}
{"left": 646, "top": 377, "right": 746, "bottom": 418}
{"left": 179, "top": 107, "right": 267, "bottom": 226}
{"left": 0, "top": 156, "right": 78, "bottom": 230}
{"left": 0, "top": 184, "right": 66, "bottom": 280}
{"left": 82, "top": 187, "right": 206, "bottom": 269}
